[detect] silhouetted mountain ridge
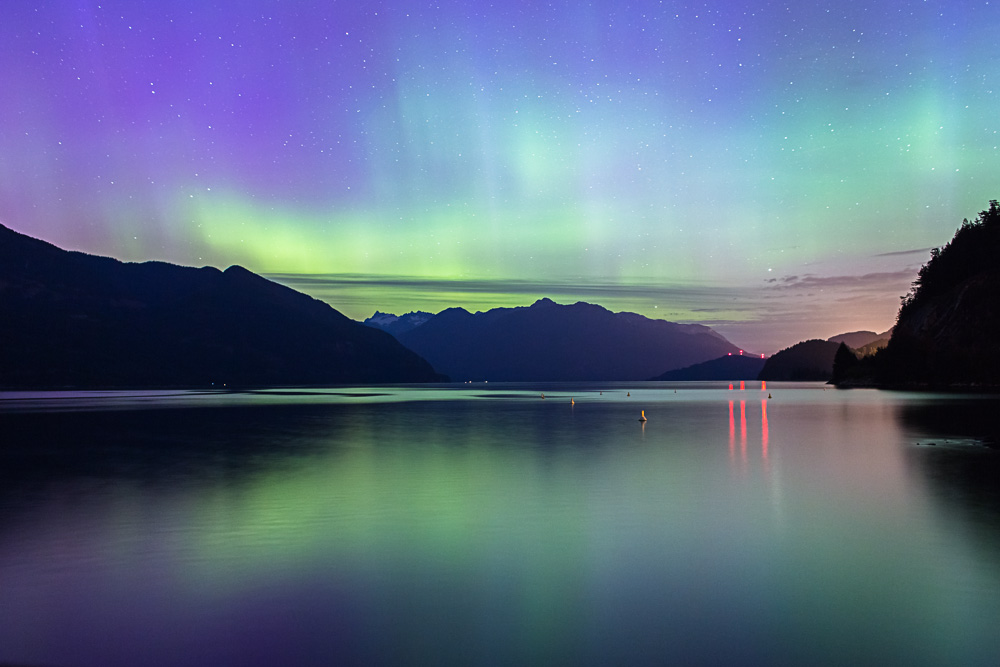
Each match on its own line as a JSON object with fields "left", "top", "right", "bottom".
{"left": 758, "top": 339, "right": 841, "bottom": 381}
{"left": 0, "top": 223, "right": 445, "bottom": 387}
{"left": 368, "top": 299, "right": 740, "bottom": 381}
{"left": 651, "top": 354, "right": 766, "bottom": 381}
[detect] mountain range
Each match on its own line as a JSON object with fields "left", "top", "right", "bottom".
{"left": 0, "top": 223, "right": 444, "bottom": 388}
{"left": 2, "top": 221, "right": 917, "bottom": 388}
{"left": 365, "top": 299, "right": 741, "bottom": 381}
{"left": 653, "top": 329, "right": 892, "bottom": 383}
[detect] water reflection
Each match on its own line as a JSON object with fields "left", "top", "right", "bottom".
{"left": 900, "top": 396, "right": 1000, "bottom": 546}
{"left": 740, "top": 399, "right": 747, "bottom": 461}
{"left": 728, "top": 400, "right": 734, "bottom": 458}
{"left": 727, "top": 399, "right": 768, "bottom": 468}
{"left": 762, "top": 399, "right": 769, "bottom": 461}
{"left": 0, "top": 404, "right": 341, "bottom": 490}
{"left": 900, "top": 395, "right": 1000, "bottom": 448}
{"left": 1, "top": 387, "right": 999, "bottom": 666}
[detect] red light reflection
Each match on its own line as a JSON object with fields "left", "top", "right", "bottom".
{"left": 761, "top": 399, "right": 769, "bottom": 460}
{"left": 740, "top": 400, "right": 747, "bottom": 461}
{"left": 728, "top": 400, "right": 735, "bottom": 458}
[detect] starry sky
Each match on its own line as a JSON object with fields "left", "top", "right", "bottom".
{"left": 2, "top": 1, "right": 998, "bottom": 353}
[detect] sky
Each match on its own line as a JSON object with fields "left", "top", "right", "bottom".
{"left": 2, "top": 1, "right": 998, "bottom": 353}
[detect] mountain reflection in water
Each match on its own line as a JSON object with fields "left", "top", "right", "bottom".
{"left": 0, "top": 383, "right": 998, "bottom": 667}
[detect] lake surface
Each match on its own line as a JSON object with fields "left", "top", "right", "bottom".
{"left": 1, "top": 382, "right": 999, "bottom": 666}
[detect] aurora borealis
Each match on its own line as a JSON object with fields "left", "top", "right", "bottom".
{"left": 2, "top": 1, "right": 998, "bottom": 352}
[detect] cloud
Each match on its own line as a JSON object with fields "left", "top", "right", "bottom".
{"left": 771, "top": 269, "right": 916, "bottom": 293}
{"left": 266, "top": 273, "right": 761, "bottom": 313}
{"left": 873, "top": 247, "right": 933, "bottom": 258}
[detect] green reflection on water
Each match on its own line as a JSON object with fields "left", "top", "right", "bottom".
{"left": 1, "top": 385, "right": 999, "bottom": 665}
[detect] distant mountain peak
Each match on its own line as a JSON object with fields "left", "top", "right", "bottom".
{"left": 827, "top": 330, "right": 885, "bottom": 349}
{"left": 395, "top": 298, "right": 741, "bottom": 381}
{"left": 439, "top": 306, "right": 473, "bottom": 316}
{"left": 363, "top": 309, "right": 436, "bottom": 337}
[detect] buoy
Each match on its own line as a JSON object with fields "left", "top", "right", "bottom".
{"left": 627, "top": 392, "right": 631, "bottom": 397}
{"left": 541, "top": 393, "right": 545, "bottom": 399}
{"left": 768, "top": 393, "right": 772, "bottom": 399}
{"left": 639, "top": 410, "right": 647, "bottom": 422}
{"left": 571, "top": 398, "right": 575, "bottom": 405}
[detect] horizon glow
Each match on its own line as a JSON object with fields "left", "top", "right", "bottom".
{"left": 2, "top": 1, "right": 998, "bottom": 352}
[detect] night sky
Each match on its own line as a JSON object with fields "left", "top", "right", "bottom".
{"left": 2, "top": 1, "right": 998, "bottom": 352}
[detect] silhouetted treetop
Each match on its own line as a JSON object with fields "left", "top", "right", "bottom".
{"left": 899, "top": 199, "right": 1000, "bottom": 321}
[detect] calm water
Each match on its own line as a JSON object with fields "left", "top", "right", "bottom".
{"left": 1, "top": 383, "right": 999, "bottom": 666}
